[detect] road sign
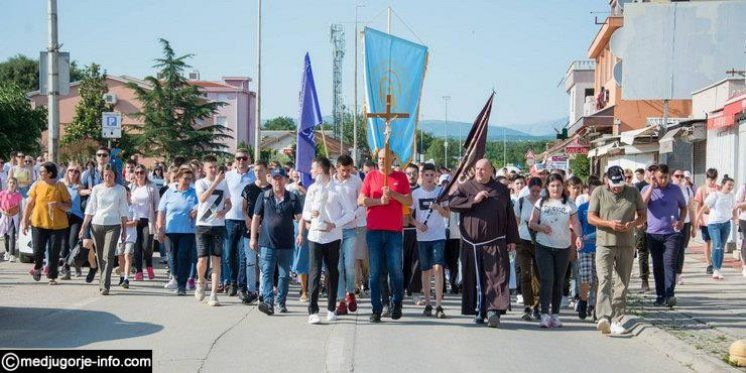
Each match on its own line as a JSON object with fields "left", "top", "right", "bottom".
{"left": 102, "top": 112, "right": 122, "bottom": 139}
{"left": 39, "top": 51, "right": 70, "bottom": 95}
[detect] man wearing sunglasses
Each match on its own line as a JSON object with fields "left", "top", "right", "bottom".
{"left": 221, "top": 150, "right": 255, "bottom": 297}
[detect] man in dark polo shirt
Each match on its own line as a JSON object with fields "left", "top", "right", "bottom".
{"left": 250, "top": 168, "right": 303, "bottom": 316}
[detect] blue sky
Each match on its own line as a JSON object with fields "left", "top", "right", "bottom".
{"left": 1, "top": 0, "right": 602, "bottom": 128}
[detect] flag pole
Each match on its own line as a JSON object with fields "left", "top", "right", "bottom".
{"left": 318, "top": 128, "right": 330, "bottom": 158}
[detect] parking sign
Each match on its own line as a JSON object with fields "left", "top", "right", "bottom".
{"left": 102, "top": 112, "right": 122, "bottom": 138}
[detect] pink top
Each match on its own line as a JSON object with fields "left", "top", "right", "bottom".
{"left": 0, "top": 190, "right": 22, "bottom": 213}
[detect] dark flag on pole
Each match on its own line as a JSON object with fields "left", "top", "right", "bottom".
{"left": 437, "top": 92, "right": 495, "bottom": 203}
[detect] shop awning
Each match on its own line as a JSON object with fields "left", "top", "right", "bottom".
{"left": 588, "top": 141, "right": 618, "bottom": 157}
{"left": 620, "top": 126, "right": 657, "bottom": 145}
{"left": 536, "top": 136, "right": 577, "bottom": 160}
{"left": 622, "top": 143, "right": 659, "bottom": 155}
{"left": 567, "top": 105, "right": 615, "bottom": 136}
{"left": 707, "top": 95, "right": 746, "bottom": 130}
{"left": 659, "top": 127, "right": 683, "bottom": 154}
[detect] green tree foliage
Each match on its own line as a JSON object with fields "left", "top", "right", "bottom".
{"left": 423, "top": 138, "right": 550, "bottom": 171}
{"left": 0, "top": 83, "right": 46, "bottom": 157}
{"left": 127, "top": 39, "right": 230, "bottom": 161}
{"left": 570, "top": 154, "right": 590, "bottom": 180}
{"left": 263, "top": 116, "right": 296, "bottom": 130}
{"left": 0, "top": 54, "right": 84, "bottom": 93}
{"left": 61, "top": 63, "right": 138, "bottom": 160}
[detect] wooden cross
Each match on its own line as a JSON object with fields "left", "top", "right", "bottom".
{"left": 366, "top": 94, "right": 410, "bottom": 185}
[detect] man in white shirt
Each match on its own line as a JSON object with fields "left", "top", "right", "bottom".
{"left": 332, "top": 155, "right": 364, "bottom": 315}
{"left": 411, "top": 163, "right": 449, "bottom": 319}
{"left": 221, "top": 150, "right": 255, "bottom": 296}
{"left": 195, "top": 156, "right": 231, "bottom": 307}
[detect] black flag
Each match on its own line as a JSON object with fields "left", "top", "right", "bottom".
{"left": 438, "top": 92, "right": 495, "bottom": 203}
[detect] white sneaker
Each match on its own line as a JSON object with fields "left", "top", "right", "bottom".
{"left": 195, "top": 280, "right": 206, "bottom": 301}
{"left": 308, "top": 313, "right": 321, "bottom": 324}
{"left": 742, "top": 267, "right": 746, "bottom": 278}
{"left": 551, "top": 314, "right": 563, "bottom": 328}
{"left": 8, "top": 255, "right": 16, "bottom": 263}
{"left": 597, "top": 318, "right": 611, "bottom": 334}
{"left": 610, "top": 322, "right": 626, "bottom": 335}
{"left": 516, "top": 294, "right": 524, "bottom": 305}
{"left": 3, "top": 252, "right": 9, "bottom": 261}
{"left": 327, "top": 310, "right": 337, "bottom": 322}
{"left": 716, "top": 270, "right": 725, "bottom": 280}
{"left": 207, "top": 295, "right": 220, "bottom": 307}
{"left": 539, "top": 314, "right": 551, "bottom": 328}
{"left": 164, "top": 278, "right": 177, "bottom": 289}
{"left": 713, "top": 269, "right": 724, "bottom": 280}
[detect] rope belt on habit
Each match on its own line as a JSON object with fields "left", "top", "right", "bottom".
{"left": 462, "top": 235, "right": 506, "bottom": 316}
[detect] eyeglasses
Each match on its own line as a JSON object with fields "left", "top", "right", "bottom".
{"left": 235, "top": 156, "right": 248, "bottom": 161}
{"left": 24, "top": 160, "right": 31, "bottom": 164}
{"left": 96, "top": 153, "right": 109, "bottom": 158}
{"left": 68, "top": 169, "right": 80, "bottom": 174}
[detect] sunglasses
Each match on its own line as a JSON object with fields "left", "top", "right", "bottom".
{"left": 183, "top": 177, "right": 193, "bottom": 181}
{"left": 96, "top": 153, "right": 109, "bottom": 158}
{"left": 68, "top": 169, "right": 80, "bottom": 174}
{"left": 135, "top": 170, "right": 146, "bottom": 175}
{"left": 672, "top": 174, "right": 683, "bottom": 178}
{"left": 236, "top": 156, "right": 248, "bottom": 161}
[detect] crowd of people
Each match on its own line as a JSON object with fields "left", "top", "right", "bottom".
{"left": 0, "top": 147, "right": 744, "bottom": 334}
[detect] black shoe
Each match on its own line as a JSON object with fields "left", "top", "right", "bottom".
{"left": 578, "top": 300, "right": 588, "bottom": 320}
{"left": 278, "top": 304, "right": 288, "bottom": 313}
{"left": 228, "top": 284, "right": 238, "bottom": 297}
{"left": 238, "top": 289, "right": 248, "bottom": 302}
{"left": 532, "top": 307, "right": 541, "bottom": 321}
{"left": 369, "top": 313, "right": 381, "bottom": 323}
{"left": 706, "top": 265, "right": 713, "bottom": 275}
{"left": 242, "top": 292, "right": 259, "bottom": 305}
{"left": 653, "top": 298, "right": 666, "bottom": 307}
{"left": 258, "top": 302, "right": 274, "bottom": 316}
{"left": 382, "top": 304, "right": 391, "bottom": 318}
{"left": 475, "top": 314, "right": 485, "bottom": 324}
{"left": 640, "top": 279, "right": 650, "bottom": 293}
{"left": 435, "top": 306, "right": 446, "bottom": 319}
{"left": 666, "top": 296, "right": 677, "bottom": 308}
{"left": 406, "top": 289, "right": 412, "bottom": 297}
{"left": 85, "top": 268, "right": 97, "bottom": 283}
{"left": 258, "top": 294, "right": 264, "bottom": 303}
{"left": 391, "top": 303, "right": 402, "bottom": 320}
{"left": 487, "top": 311, "right": 500, "bottom": 328}
{"left": 521, "top": 308, "right": 533, "bottom": 321}
{"left": 118, "top": 276, "right": 124, "bottom": 286}
{"left": 450, "top": 287, "right": 459, "bottom": 295}
{"left": 423, "top": 305, "right": 433, "bottom": 317}
{"left": 177, "top": 288, "right": 187, "bottom": 296}
{"left": 122, "top": 279, "right": 130, "bottom": 289}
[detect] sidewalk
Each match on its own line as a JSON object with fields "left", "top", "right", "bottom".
{"left": 626, "top": 237, "right": 746, "bottom": 371}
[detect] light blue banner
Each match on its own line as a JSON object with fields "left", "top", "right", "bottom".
{"left": 364, "top": 27, "right": 427, "bottom": 164}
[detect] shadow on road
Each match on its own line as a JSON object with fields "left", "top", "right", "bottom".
{"left": 0, "top": 307, "right": 163, "bottom": 348}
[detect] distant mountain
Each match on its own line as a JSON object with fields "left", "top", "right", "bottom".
{"left": 418, "top": 120, "right": 555, "bottom": 141}
{"left": 506, "top": 117, "right": 569, "bottom": 137}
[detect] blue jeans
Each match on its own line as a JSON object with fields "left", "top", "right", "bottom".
{"left": 243, "top": 238, "right": 258, "bottom": 293}
{"left": 222, "top": 219, "right": 246, "bottom": 286}
{"left": 259, "top": 247, "right": 293, "bottom": 306}
{"left": 647, "top": 233, "right": 681, "bottom": 300}
{"left": 337, "top": 228, "right": 358, "bottom": 301}
{"left": 165, "top": 233, "right": 196, "bottom": 291}
{"left": 708, "top": 221, "right": 731, "bottom": 270}
{"left": 366, "top": 230, "right": 404, "bottom": 315}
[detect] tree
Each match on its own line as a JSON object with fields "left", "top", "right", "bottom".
{"left": 0, "top": 54, "right": 84, "bottom": 93}
{"left": 263, "top": 116, "right": 296, "bottom": 130}
{"left": 127, "top": 39, "right": 230, "bottom": 161}
{"left": 570, "top": 154, "right": 590, "bottom": 180}
{"left": 0, "top": 83, "right": 46, "bottom": 157}
{"left": 61, "top": 63, "right": 138, "bottom": 160}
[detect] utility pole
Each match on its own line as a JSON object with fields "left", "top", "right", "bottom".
{"left": 353, "top": 4, "right": 364, "bottom": 164}
{"left": 387, "top": 7, "right": 392, "bottom": 33}
{"left": 47, "top": 0, "right": 60, "bottom": 163}
{"left": 253, "top": 0, "right": 262, "bottom": 162}
{"left": 442, "top": 95, "right": 450, "bottom": 168}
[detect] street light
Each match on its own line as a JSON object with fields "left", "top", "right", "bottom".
{"left": 442, "top": 95, "right": 450, "bottom": 168}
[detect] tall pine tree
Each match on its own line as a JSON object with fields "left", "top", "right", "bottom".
{"left": 127, "top": 39, "right": 230, "bottom": 160}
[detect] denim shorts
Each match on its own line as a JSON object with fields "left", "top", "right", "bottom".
{"left": 699, "top": 225, "right": 711, "bottom": 242}
{"left": 418, "top": 240, "right": 445, "bottom": 271}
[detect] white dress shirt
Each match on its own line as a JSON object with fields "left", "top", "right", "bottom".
{"left": 302, "top": 179, "right": 356, "bottom": 244}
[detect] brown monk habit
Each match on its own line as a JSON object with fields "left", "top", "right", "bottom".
{"left": 449, "top": 178, "right": 520, "bottom": 316}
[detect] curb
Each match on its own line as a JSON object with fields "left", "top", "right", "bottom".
{"left": 625, "top": 315, "right": 740, "bottom": 372}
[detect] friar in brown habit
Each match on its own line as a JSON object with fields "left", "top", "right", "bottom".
{"left": 448, "top": 158, "right": 520, "bottom": 328}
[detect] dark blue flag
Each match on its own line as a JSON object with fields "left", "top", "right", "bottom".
{"left": 296, "top": 53, "right": 323, "bottom": 187}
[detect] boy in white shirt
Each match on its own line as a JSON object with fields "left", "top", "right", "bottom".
{"left": 117, "top": 187, "right": 137, "bottom": 289}
{"left": 411, "top": 164, "right": 450, "bottom": 318}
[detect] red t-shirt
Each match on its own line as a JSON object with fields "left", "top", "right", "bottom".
{"left": 361, "top": 170, "right": 411, "bottom": 231}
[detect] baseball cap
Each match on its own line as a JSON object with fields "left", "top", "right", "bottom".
{"left": 270, "top": 168, "right": 287, "bottom": 178}
{"left": 606, "top": 165, "right": 626, "bottom": 188}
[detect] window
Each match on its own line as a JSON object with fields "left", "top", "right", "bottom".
{"left": 216, "top": 116, "right": 228, "bottom": 128}
{"left": 584, "top": 88, "right": 594, "bottom": 98}
{"left": 218, "top": 93, "right": 231, "bottom": 102}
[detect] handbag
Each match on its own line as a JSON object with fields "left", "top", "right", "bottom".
{"left": 67, "top": 241, "right": 89, "bottom": 268}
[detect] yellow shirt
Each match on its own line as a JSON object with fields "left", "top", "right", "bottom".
{"left": 28, "top": 181, "right": 71, "bottom": 230}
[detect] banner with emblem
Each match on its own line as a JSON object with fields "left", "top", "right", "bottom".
{"left": 363, "top": 27, "right": 428, "bottom": 164}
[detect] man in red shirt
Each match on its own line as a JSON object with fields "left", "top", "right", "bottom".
{"left": 358, "top": 149, "right": 412, "bottom": 323}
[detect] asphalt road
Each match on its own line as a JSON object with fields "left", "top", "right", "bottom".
{"left": 0, "top": 260, "right": 691, "bottom": 373}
